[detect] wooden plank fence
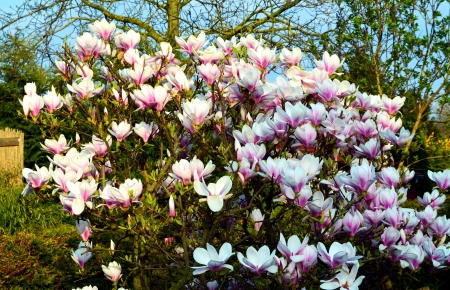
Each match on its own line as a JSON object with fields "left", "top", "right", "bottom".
{"left": 0, "top": 128, "right": 24, "bottom": 183}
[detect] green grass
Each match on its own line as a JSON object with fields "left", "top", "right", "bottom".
{"left": 0, "top": 170, "right": 105, "bottom": 289}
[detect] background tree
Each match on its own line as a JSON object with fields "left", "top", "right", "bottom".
{"left": 0, "top": 0, "right": 336, "bottom": 60}
{"left": 331, "top": 0, "right": 450, "bottom": 170}
{"left": 0, "top": 33, "right": 52, "bottom": 167}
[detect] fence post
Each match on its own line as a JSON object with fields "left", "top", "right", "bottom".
{"left": 0, "top": 128, "right": 24, "bottom": 184}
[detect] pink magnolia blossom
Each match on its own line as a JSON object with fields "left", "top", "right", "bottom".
{"left": 236, "top": 67, "right": 260, "bottom": 92}
{"left": 82, "top": 135, "right": 112, "bottom": 158}
{"left": 217, "top": 36, "right": 240, "bottom": 55}
{"left": 169, "top": 195, "right": 175, "bottom": 217}
{"left": 343, "top": 210, "right": 365, "bottom": 237}
{"left": 294, "top": 123, "right": 317, "bottom": 149}
{"left": 108, "top": 121, "right": 132, "bottom": 142}
{"left": 102, "top": 261, "right": 122, "bottom": 282}
{"left": 241, "top": 143, "right": 266, "bottom": 164}
{"left": 317, "top": 242, "right": 362, "bottom": 269}
{"left": 22, "top": 165, "right": 52, "bottom": 190}
{"left": 41, "top": 134, "right": 70, "bottom": 154}
{"left": 112, "top": 88, "right": 129, "bottom": 105}
{"left": 52, "top": 168, "right": 82, "bottom": 194}
{"left": 125, "top": 63, "right": 153, "bottom": 85}
{"left": 133, "top": 84, "right": 169, "bottom": 111}
{"left": 99, "top": 178, "right": 143, "bottom": 209}
{"left": 24, "top": 82, "right": 37, "bottom": 96}
{"left": 75, "top": 32, "right": 105, "bottom": 61}
{"left": 192, "top": 242, "right": 234, "bottom": 274}
{"left": 133, "top": 121, "right": 159, "bottom": 142}
{"left": 277, "top": 233, "right": 309, "bottom": 263}
{"left": 280, "top": 47, "right": 302, "bottom": 66}
{"left": 314, "top": 51, "right": 344, "bottom": 75}
{"left": 71, "top": 241, "right": 92, "bottom": 269}
{"left": 237, "top": 245, "right": 277, "bottom": 275}
{"left": 88, "top": 19, "right": 116, "bottom": 40}
{"left": 43, "top": 86, "right": 63, "bottom": 113}
{"left": 275, "top": 101, "right": 307, "bottom": 128}
{"left": 196, "top": 45, "right": 224, "bottom": 64}
{"left": 240, "top": 34, "right": 263, "bottom": 50}
{"left": 197, "top": 63, "right": 220, "bottom": 85}
{"left": 382, "top": 95, "right": 406, "bottom": 115}
{"left": 250, "top": 209, "right": 264, "bottom": 232}
{"left": 428, "top": 170, "right": 450, "bottom": 190}
{"left": 19, "top": 93, "right": 44, "bottom": 117}
{"left": 248, "top": 46, "right": 276, "bottom": 69}
{"left": 194, "top": 176, "right": 233, "bottom": 212}
{"left": 175, "top": 32, "right": 206, "bottom": 55}
{"left": 320, "top": 263, "right": 365, "bottom": 290}
{"left": 67, "top": 77, "right": 103, "bottom": 99}
{"left": 180, "top": 98, "right": 211, "bottom": 126}
{"left": 167, "top": 70, "right": 190, "bottom": 92}
{"left": 418, "top": 189, "right": 446, "bottom": 209}
{"left": 429, "top": 215, "right": 450, "bottom": 238}
{"left": 76, "top": 219, "right": 92, "bottom": 242}
{"left": 115, "top": 29, "right": 140, "bottom": 51}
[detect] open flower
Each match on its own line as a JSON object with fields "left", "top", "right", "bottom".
{"left": 237, "top": 245, "right": 277, "bottom": 275}
{"left": 320, "top": 263, "right": 365, "bottom": 290}
{"left": 194, "top": 176, "right": 232, "bottom": 212}
{"left": 71, "top": 241, "right": 92, "bottom": 269}
{"left": 102, "top": 261, "right": 122, "bottom": 282}
{"left": 108, "top": 121, "right": 132, "bottom": 142}
{"left": 192, "top": 242, "right": 234, "bottom": 275}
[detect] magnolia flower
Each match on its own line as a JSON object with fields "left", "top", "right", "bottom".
{"left": 22, "top": 165, "right": 52, "bottom": 190}
{"left": 133, "top": 84, "right": 169, "bottom": 111}
{"left": 64, "top": 179, "right": 98, "bottom": 215}
{"left": 320, "top": 263, "right": 365, "bottom": 290}
{"left": 418, "top": 189, "right": 446, "bottom": 209}
{"left": 82, "top": 135, "right": 112, "bottom": 158}
{"left": 198, "top": 62, "right": 220, "bottom": 85}
{"left": 67, "top": 77, "right": 103, "bottom": 99}
{"left": 250, "top": 209, "right": 264, "bottom": 231}
{"left": 76, "top": 219, "right": 92, "bottom": 242}
{"left": 314, "top": 51, "right": 344, "bottom": 75}
{"left": 192, "top": 242, "right": 234, "bottom": 274}
{"left": 169, "top": 195, "right": 175, "bottom": 217}
{"left": 280, "top": 47, "right": 302, "bottom": 66}
{"left": 99, "top": 178, "right": 143, "bottom": 209}
{"left": 175, "top": 32, "right": 206, "bottom": 54}
{"left": 43, "top": 86, "right": 63, "bottom": 113}
{"left": 277, "top": 233, "right": 309, "bottom": 263}
{"left": 52, "top": 168, "right": 82, "bottom": 194}
{"left": 248, "top": 46, "right": 276, "bottom": 69}
{"left": 89, "top": 19, "right": 116, "bottom": 40}
{"left": 194, "top": 176, "right": 233, "bottom": 212}
{"left": 108, "top": 120, "right": 132, "bottom": 142}
{"left": 71, "top": 241, "right": 92, "bottom": 269}
{"left": 317, "top": 242, "right": 362, "bottom": 269}
{"left": 75, "top": 32, "right": 105, "bottom": 61}
{"left": 237, "top": 245, "right": 277, "bottom": 275}
{"left": 102, "top": 261, "right": 122, "bottom": 282}
{"left": 41, "top": 134, "right": 70, "bottom": 154}
{"left": 133, "top": 121, "right": 158, "bottom": 142}
{"left": 19, "top": 93, "right": 44, "bottom": 117}
{"left": 114, "top": 29, "right": 140, "bottom": 51}
{"left": 428, "top": 170, "right": 450, "bottom": 190}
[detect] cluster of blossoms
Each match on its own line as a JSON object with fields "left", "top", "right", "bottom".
{"left": 20, "top": 18, "right": 450, "bottom": 289}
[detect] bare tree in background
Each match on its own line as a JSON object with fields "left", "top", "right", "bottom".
{"left": 0, "top": 0, "right": 336, "bottom": 62}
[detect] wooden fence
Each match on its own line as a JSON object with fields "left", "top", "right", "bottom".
{"left": 0, "top": 128, "right": 24, "bottom": 183}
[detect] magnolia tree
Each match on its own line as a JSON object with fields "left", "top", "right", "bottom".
{"left": 19, "top": 19, "right": 450, "bottom": 290}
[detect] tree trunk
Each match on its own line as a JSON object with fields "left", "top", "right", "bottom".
{"left": 167, "top": 0, "right": 180, "bottom": 43}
